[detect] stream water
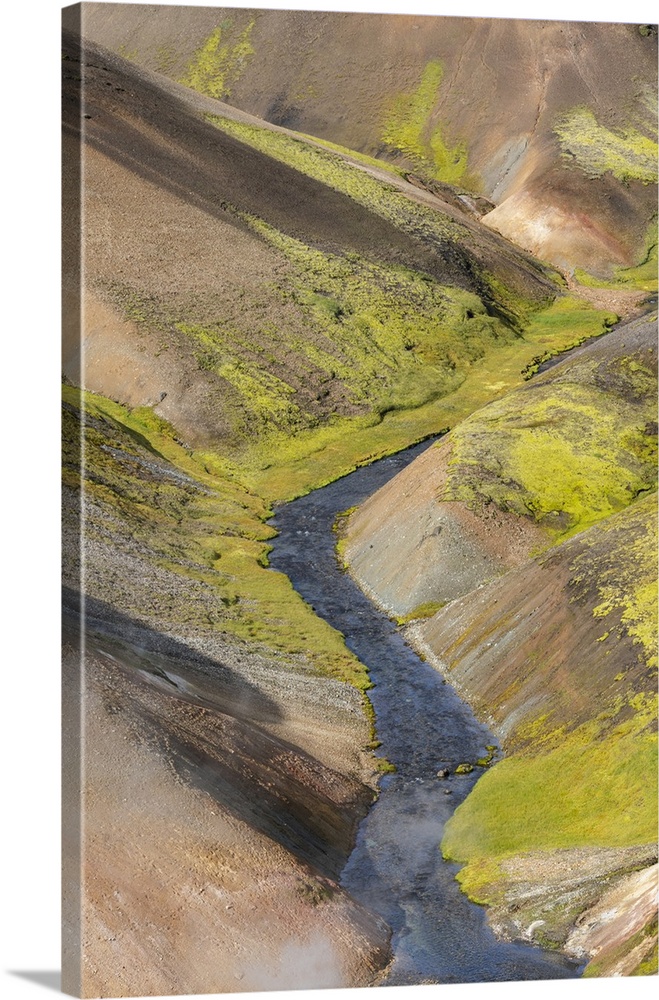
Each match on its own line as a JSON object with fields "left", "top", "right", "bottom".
{"left": 269, "top": 440, "right": 580, "bottom": 985}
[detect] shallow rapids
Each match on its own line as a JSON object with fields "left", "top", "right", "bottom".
{"left": 268, "top": 440, "right": 580, "bottom": 985}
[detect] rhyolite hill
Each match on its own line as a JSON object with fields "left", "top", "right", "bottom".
{"left": 75, "top": 4, "right": 658, "bottom": 278}
{"left": 62, "top": 4, "right": 658, "bottom": 994}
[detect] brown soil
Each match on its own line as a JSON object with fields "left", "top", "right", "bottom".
{"left": 470, "top": 844, "right": 658, "bottom": 966}
{"left": 61, "top": 398, "right": 390, "bottom": 995}
{"left": 63, "top": 634, "right": 389, "bottom": 998}
{"left": 341, "top": 320, "right": 657, "bottom": 972}
{"left": 343, "top": 435, "right": 546, "bottom": 617}
{"left": 563, "top": 270, "right": 652, "bottom": 319}
{"left": 565, "top": 862, "right": 658, "bottom": 975}
{"left": 59, "top": 9, "right": 657, "bottom": 991}
{"left": 410, "top": 496, "right": 656, "bottom": 748}
{"left": 346, "top": 319, "right": 658, "bottom": 743}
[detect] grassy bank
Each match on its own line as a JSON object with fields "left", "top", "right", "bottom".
{"left": 243, "top": 296, "right": 618, "bottom": 501}
{"left": 63, "top": 385, "right": 370, "bottom": 690}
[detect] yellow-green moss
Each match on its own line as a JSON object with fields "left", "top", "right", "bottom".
{"left": 117, "top": 43, "right": 138, "bottom": 62}
{"left": 524, "top": 295, "right": 617, "bottom": 342}
{"left": 207, "top": 111, "right": 460, "bottom": 239}
{"left": 443, "top": 703, "right": 658, "bottom": 869}
{"left": 205, "top": 112, "right": 533, "bottom": 326}
{"left": 180, "top": 19, "right": 255, "bottom": 100}
{"left": 297, "top": 131, "right": 406, "bottom": 178}
{"left": 554, "top": 106, "right": 658, "bottom": 184}
{"left": 63, "top": 385, "right": 371, "bottom": 690}
{"left": 395, "top": 600, "right": 445, "bottom": 625}
{"left": 242, "top": 214, "right": 518, "bottom": 409}
{"left": 570, "top": 495, "right": 659, "bottom": 672}
{"left": 382, "top": 61, "right": 471, "bottom": 186}
{"left": 246, "top": 298, "right": 619, "bottom": 503}
{"left": 440, "top": 310, "right": 656, "bottom": 543}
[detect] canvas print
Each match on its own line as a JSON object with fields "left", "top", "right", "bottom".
{"left": 61, "top": 2, "right": 658, "bottom": 996}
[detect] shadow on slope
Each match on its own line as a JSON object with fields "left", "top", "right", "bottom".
{"left": 63, "top": 589, "right": 372, "bottom": 878}
{"left": 63, "top": 30, "right": 475, "bottom": 287}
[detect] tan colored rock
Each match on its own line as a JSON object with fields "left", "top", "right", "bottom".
{"left": 343, "top": 436, "right": 544, "bottom": 618}
{"left": 566, "top": 863, "right": 658, "bottom": 976}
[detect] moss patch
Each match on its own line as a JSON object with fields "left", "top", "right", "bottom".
{"left": 437, "top": 491, "right": 657, "bottom": 955}
{"left": 575, "top": 219, "right": 658, "bottom": 293}
{"left": 570, "top": 495, "right": 659, "bottom": 673}
{"left": 63, "top": 385, "right": 371, "bottom": 691}
{"left": 395, "top": 601, "right": 445, "bottom": 625}
{"left": 297, "top": 131, "right": 407, "bottom": 179}
{"left": 206, "top": 111, "right": 555, "bottom": 328}
{"left": 381, "top": 61, "right": 472, "bottom": 187}
{"left": 443, "top": 702, "right": 658, "bottom": 868}
{"left": 554, "top": 106, "right": 658, "bottom": 184}
{"left": 439, "top": 311, "right": 656, "bottom": 543}
{"left": 180, "top": 19, "right": 255, "bottom": 100}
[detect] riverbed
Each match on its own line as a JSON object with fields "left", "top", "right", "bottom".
{"left": 268, "top": 441, "right": 580, "bottom": 985}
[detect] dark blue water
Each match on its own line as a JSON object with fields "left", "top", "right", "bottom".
{"left": 269, "top": 441, "right": 579, "bottom": 985}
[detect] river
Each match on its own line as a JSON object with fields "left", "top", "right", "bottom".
{"left": 268, "top": 440, "right": 580, "bottom": 986}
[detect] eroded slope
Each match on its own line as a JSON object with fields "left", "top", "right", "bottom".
{"left": 343, "top": 316, "right": 657, "bottom": 616}
{"left": 62, "top": 389, "right": 390, "bottom": 996}
{"left": 74, "top": 4, "right": 658, "bottom": 276}
{"left": 434, "top": 493, "right": 657, "bottom": 975}
{"left": 341, "top": 316, "right": 658, "bottom": 974}
{"left": 64, "top": 28, "right": 582, "bottom": 475}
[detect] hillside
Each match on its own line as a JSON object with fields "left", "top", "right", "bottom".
{"left": 62, "top": 24, "right": 585, "bottom": 995}
{"left": 342, "top": 315, "right": 658, "bottom": 974}
{"left": 71, "top": 4, "right": 658, "bottom": 278}
{"left": 62, "top": 385, "right": 392, "bottom": 995}
{"left": 344, "top": 315, "right": 657, "bottom": 615}
{"left": 62, "top": 27, "right": 586, "bottom": 469}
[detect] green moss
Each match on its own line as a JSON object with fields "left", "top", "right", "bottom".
{"left": 180, "top": 19, "right": 255, "bottom": 100}
{"left": 524, "top": 295, "right": 617, "bottom": 343}
{"left": 206, "top": 112, "right": 544, "bottom": 328}
{"left": 245, "top": 297, "right": 618, "bottom": 503}
{"left": 439, "top": 308, "right": 656, "bottom": 543}
{"left": 633, "top": 936, "right": 658, "bottom": 976}
{"left": 66, "top": 292, "right": 618, "bottom": 697}
{"left": 296, "top": 877, "right": 335, "bottom": 906}
{"left": 381, "top": 61, "right": 471, "bottom": 186}
{"left": 208, "top": 110, "right": 459, "bottom": 238}
{"left": 238, "top": 215, "right": 519, "bottom": 419}
{"left": 63, "top": 385, "right": 371, "bottom": 691}
{"left": 554, "top": 106, "right": 658, "bottom": 184}
{"left": 443, "top": 703, "right": 658, "bottom": 869}
{"left": 447, "top": 857, "right": 505, "bottom": 906}
{"left": 297, "top": 131, "right": 406, "bottom": 178}
{"left": 374, "top": 757, "right": 397, "bottom": 774}
{"left": 395, "top": 600, "right": 445, "bottom": 625}
{"left": 570, "top": 495, "right": 659, "bottom": 672}
{"left": 117, "top": 44, "right": 138, "bottom": 62}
